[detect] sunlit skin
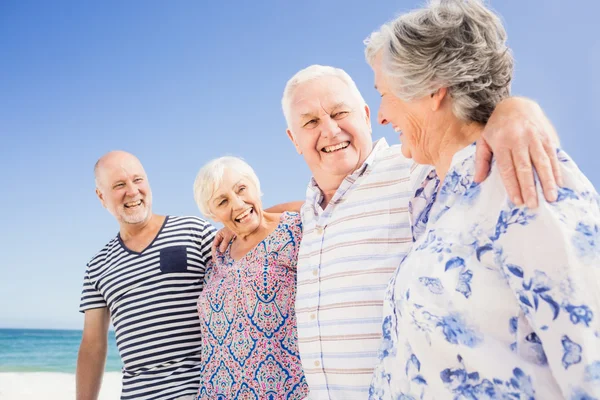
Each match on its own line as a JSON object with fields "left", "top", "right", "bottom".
{"left": 286, "top": 75, "right": 373, "bottom": 207}
{"left": 372, "top": 53, "right": 483, "bottom": 182}
{"left": 208, "top": 168, "right": 279, "bottom": 260}
{"left": 94, "top": 151, "right": 163, "bottom": 244}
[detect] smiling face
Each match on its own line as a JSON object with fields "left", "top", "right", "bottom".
{"left": 286, "top": 75, "right": 373, "bottom": 189}
{"left": 95, "top": 151, "right": 153, "bottom": 226}
{"left": 371, "top": 53, "right": 436, "bottom": 164}
{"left": 208, "top": 168, "right": 263, "bottom": 237}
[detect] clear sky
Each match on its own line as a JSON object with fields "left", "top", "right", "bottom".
{"left": 1, "top": 1, "right": 598, "bottom": 330}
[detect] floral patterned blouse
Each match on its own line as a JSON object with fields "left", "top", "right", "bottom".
{"left": 196, "top": 212, "right": 308, "bottom": 399}
{"left": 370, "top": 145, "right": 600, "bottom": 399}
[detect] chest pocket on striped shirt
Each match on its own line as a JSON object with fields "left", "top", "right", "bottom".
{"left": 159, "top": 246, "right": 188, "bottom": 273}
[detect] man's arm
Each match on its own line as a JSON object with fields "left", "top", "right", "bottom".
{"left": 474, "top": 97, "right": 562, "bottom": 208}
{"left": 265, "top": 201, "right": 305, "bottom": 213}
{"left": 76, "top": 307, "right": 111, "bottom": 400}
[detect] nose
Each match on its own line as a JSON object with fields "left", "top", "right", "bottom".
{"left": 321, "top": 116, "right": 341, "bottom": 138}
{"left": 231, "top": 194, "right": 245, "bottom": 210}
{"left": 125, "top": 182, "right": 139, "bottom": 197}
{"left": 378, "top": 108, "right": 389, "bottom": 125}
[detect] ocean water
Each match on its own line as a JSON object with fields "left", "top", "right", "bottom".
{"left": 0, "top": 329, "right": 122, "bottom": 373}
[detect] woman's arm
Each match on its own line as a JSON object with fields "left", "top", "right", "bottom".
{"left": 491, "top": 153, "right": 600, "bottom": 398}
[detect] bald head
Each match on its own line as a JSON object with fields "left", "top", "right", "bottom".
{"left": 94, "top": 151, "right": 145, "bottom": 190}
{"left": 94, "top": 151, "right": 153, "bottom": 225}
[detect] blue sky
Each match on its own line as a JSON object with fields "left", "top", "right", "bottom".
{"left": 1, "top": 1, "right": 598, "bottom": 330}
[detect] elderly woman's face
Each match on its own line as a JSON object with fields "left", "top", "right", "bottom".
{"left": 209, "top": 168, "right": 262, "bottom": 236}
{"left": 372, "top": 54, "right": 438, "bottom": 164}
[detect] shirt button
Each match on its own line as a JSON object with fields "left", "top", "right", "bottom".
{"left": 310, "top": 313, "right": 316, "bottom": 320}
{"left": 315, "top": 226, "right": 323, "bottom": 235}
{"left": 314, "top": 360, "right": 320, "bottom": 367}
{"left": 312, "top": 269, "right": 318, "bottom": 276}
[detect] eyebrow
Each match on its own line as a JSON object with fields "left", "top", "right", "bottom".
{"left": 212, "top": 179, "right": 245, "bottom": 202}
{"left": 300, "top": 102, "right": 348, "bottom": 118}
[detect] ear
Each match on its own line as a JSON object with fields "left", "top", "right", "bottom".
{"left": 431, "top": 87, "right": 448, "bottom": 111}
{"left": 286, "top": 128, "right": 302, "bottom": 155}
{"left": 96, "top": 188, "right": 107, "bottom": 208}
{"left": 363, "top": 104, "right": 372, "bottom": 135}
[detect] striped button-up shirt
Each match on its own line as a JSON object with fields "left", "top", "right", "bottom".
{"left": 296, "top": 139, "right": 429, "bottom": 399}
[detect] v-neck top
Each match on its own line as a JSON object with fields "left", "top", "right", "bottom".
{"left": 80, "top": 215, "right": 216, "bottom": 400}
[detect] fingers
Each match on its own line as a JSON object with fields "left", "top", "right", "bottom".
{"left": 530, "top": 137, "right": 558, "bottom": 203}
{"left": 473, "top": 138, "right": 493, "bottom": 183}
{"left": 211, "top": 231, "right": 223, "bottom": 260}
{"left": 494, "top": 148, "right": 524, "bottom": 206}
{"left": 219, "top": 235, "right": 230, "bottom": 252}
{"left": 512, "top": 147, "right": 537, "bottom": 208}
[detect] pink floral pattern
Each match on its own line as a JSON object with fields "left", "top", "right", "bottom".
{"left": 197, "top": 212, "right": 308, "bottom": 399}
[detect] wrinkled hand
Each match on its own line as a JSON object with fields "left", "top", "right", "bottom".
{"left": 474, "top": 97, "right": 562, "bottom": 208}
{"left": 211, "top": 227, "right": 236, "bottom": 260}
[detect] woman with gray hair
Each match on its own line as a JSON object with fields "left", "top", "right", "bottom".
{"left": 192, "top": 156, "right": 308, "bottom": 399}
{"left": 364, "top": 1, "right": 600, "bottom": 399}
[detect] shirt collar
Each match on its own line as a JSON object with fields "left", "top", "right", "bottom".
{"left": 306, "top": 138, "right": 389, "bottom": 208}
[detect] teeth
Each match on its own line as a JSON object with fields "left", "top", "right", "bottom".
{"left": 323, "top": 142, "right": 350, "bottom": 153}
{"left": 394, "top": 127, "right": 402, "bottom": 133}
{"left": 125, "top": 200, "right": 142, "bottom": 207}
{"left": 235, "top": 208, "right": 252, "bottom": 221}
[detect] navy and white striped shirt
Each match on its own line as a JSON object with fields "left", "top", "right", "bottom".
{"left": 80, "top": 215, "right": 216, "bottom": 400}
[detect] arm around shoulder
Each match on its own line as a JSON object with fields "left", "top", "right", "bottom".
{"left": 265, "top": 201, "right": 305, "bottom": 214}
{"left": 76, "top": 307, "right": 111, "bottom": 400}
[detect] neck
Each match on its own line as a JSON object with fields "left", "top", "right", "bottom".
{"left": 313, "top": 142, "right": 375, "bottom": 208}
{"left": 430, "top": 120, "right": 483, "bottom": 183}
{"left": 236, "top": 211, "right": 278, "bottom": 242}
{"left": 119, "top": 213, "right": 158, "bottom": 241}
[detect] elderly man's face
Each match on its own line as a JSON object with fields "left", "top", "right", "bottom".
{"left": 286, "top": 76, "right": 372, "bottom": 183}
{"left": 95, "top": 153, "right": 153, "bottom": 225}
{"left": 208, "top": 168, "right": 263, "bottom": 237}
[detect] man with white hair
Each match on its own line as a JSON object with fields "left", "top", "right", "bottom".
{"left": 77, "top": 150, "right": 216, "bottom": 400}
{"left": 281, "top": 64, "right": 561, "bottom": 399}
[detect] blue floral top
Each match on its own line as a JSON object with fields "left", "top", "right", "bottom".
{"left": 370, "top": 145, "right": 600, "bottom": 400}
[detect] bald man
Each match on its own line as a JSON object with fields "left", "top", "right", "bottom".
{"left": 77, "top": 151, "right": 216, "bottom": 400}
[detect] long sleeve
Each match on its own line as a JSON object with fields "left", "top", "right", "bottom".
{"left": 492, "top": 152, "right": 600, "bottom": 399}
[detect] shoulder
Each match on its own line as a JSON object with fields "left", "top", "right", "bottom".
{"left": 279, "top": 211, "right": 303, "bottom": 239}
{"left": 280, "top": 211, "right": 302, "bottom": 229}
{"left": 86, "top": 235, "right": 119, "bottom": 271}
{"left": 166, "top": 215, "right": 215, "bottom": 230}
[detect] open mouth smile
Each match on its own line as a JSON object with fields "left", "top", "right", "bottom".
{"left": 322, "top": 141, "right": 350, "bottom": 153}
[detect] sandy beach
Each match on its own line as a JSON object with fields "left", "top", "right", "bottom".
{"left": 0, "top": 372, "right": 121, "bottom": 399}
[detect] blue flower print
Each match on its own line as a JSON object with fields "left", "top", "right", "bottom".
{"left": 562, "top": 335, "right": 583, "bottom": 369}
{"left": 504, "top": 266, "right": 561, "bottom": 320}
{"left": 565, "top": 304, "right": 594, "bottom": 327}
{"left": 585, "top": 361, "right": 600, "bottom": 382}
{"left": 440, "top": 356, "right": 534, "bottom": 400}
{"left": 572, "top": 222, "right": 600, "bottom": 262}
{"left": 418, "top": 277, "right": 445, "bottom": 294}
{"left": 379, "top": 315, "right": 396, "bottom": 359}
{"left": 437, "top": 313, "right": 482, "bottom": 348}
{"left": 491, "top": 206, "right": 537, "bottom": 241}
{"left": 555, "top": 187, "right": 580, "bottom": 202}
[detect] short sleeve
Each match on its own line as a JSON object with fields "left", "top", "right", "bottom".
{"left": 79, "top": 264, "right": 107, "bottom": 313}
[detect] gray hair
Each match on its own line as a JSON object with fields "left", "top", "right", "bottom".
{"left": 193, "top": 156, "right": 261, "bottom": 218}
{"left": 282, "top": 65, "right": 367, "bottom": 130}
{"left": 364, "top": 0, "right": 513, "bottom": 123}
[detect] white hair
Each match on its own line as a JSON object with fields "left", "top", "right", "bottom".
{"left": 281, "top": 64, "right": 367, "bottom": 130}
{"left": 364, "top": 0, "right": 513, "bottom": 123}
{"left": 193, "top": 156, "right": 261, "bottom": 218}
